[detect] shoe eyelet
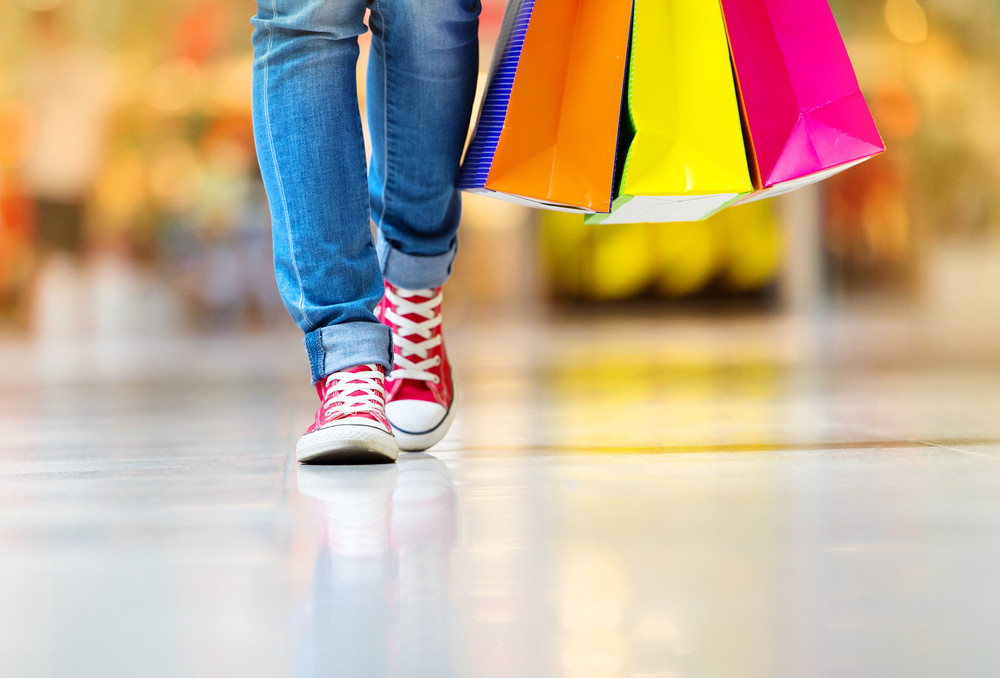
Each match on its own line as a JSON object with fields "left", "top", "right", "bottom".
{"left": 432, "top": 376, "right": 440, "bottom": 384}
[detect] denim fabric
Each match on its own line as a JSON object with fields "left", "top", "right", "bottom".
{"left": 250, "top": 0, "right": 480, "bottom": 383}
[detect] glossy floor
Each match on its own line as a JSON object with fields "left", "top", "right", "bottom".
{"left": 2, "top": 312, "right": 1000, "bottom": 677}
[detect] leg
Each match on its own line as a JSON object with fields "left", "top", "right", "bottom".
{"left": 366, "top": 0, "right": 480, "bottom": 451}
{"left": 366, "top": 0, "right": 481, "bottom": 289}
{"left": 251, "top": 0, "right": 392, "bottom": 383}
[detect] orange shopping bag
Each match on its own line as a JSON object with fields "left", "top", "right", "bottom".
{"left": 458, "top": 0, "right": 634, "bottom": 213}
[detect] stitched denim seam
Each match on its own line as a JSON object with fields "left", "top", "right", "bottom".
{"left": 317, "top": 328, "right": 326, "bottom": 378}
{"left": 262, "top": 2, "right": 311, "bottom": 329}
{"left": 376, "top": 0, "right": 390, "bottom": 236}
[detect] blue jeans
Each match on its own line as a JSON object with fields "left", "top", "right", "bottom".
{"left": 250, "top": 0, "right": 480, "bottom": 383}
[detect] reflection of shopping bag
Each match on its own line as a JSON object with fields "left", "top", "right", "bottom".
{"left": 458, "top": 0, "right": 633, "bottom": 213}
{"left": 720, "top": 0, "right": 885, "bottom": 201}
{"left": 585, "top": 0, "right": 753, "bottom": 225}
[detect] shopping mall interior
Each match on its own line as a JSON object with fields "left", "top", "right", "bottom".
{"left": 3, "top": 0, "right": 1000, "bottom": 675}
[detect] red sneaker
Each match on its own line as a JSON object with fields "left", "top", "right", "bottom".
{"left": 296, "top": 364, "right": 400, "bottom": 463}
{"left": 377, "top": 283, "right": 456, "bottom": 451}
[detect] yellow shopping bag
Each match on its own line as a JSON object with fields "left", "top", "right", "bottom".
{"left": 586, "top": 0, "right": 753, "bottom": 224}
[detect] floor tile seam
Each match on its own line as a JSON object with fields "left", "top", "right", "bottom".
{"left": 842, "top": 423, "right": 1000, "bottom": 465}
{"left": 904, "top": 439, "right": 1000, "bottom": 464}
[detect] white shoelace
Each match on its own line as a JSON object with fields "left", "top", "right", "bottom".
{"left": 321, "top": 366, "right": 386, "bottom": 420}
{"left": 385, "top": 287, "right": 443, "bottom": 384}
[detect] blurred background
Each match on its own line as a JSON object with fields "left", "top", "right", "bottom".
{"left": 0, "top": 0, "right": 993, "bottom": 366}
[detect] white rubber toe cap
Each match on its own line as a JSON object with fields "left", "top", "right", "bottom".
{"left": 295, "top": 423, "right": 399, "bottom": 464}
{"left": 386, "top": 400, "right": 447, "bottom": 434}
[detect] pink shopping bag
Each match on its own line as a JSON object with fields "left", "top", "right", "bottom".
{"left": 720, "top": 0, "right": 885, "bottom": 201}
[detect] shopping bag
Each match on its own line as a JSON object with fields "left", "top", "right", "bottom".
{"left": 720, "top": 0, "right": 885, "bottom": 201}
{"left": 585, "top": 0, "right": 753, "bottom": 225}
{"left": 457, "top": 0, "right": 634, "bottom": 213}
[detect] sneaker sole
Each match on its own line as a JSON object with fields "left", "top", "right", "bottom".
{"left": 390, "top": 387, "right": 458, "bottom": 452}
{"left": 296, "top": 424, "right": 399, "bottom": 464}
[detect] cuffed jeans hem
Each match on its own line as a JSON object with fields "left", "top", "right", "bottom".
{"left": 377, "top": 231, "right": 458, "bottom": 290}
{"left": 304, "top": 321, "right": 394, "bottom": 384}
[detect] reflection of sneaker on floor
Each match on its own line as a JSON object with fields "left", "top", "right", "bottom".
{"left": 377, "top": 283, "right": 457, "bottom": 451}
{"left": 296, "top": 364, "right": 400, "bottom": 464}
{"left": 293, "top": 464, "right": 397, "bottom": 678}
{"left": 391, "top": 454, "right": 458, "bottom": 677}
{"left": 296, "top": 463, "right": 399, "bottom": 558}
{"left": 293, "top": 456, "right": 459, "bottom": 678}
{"left": 392, "top": 453, "right": 458, "bottom": 548}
